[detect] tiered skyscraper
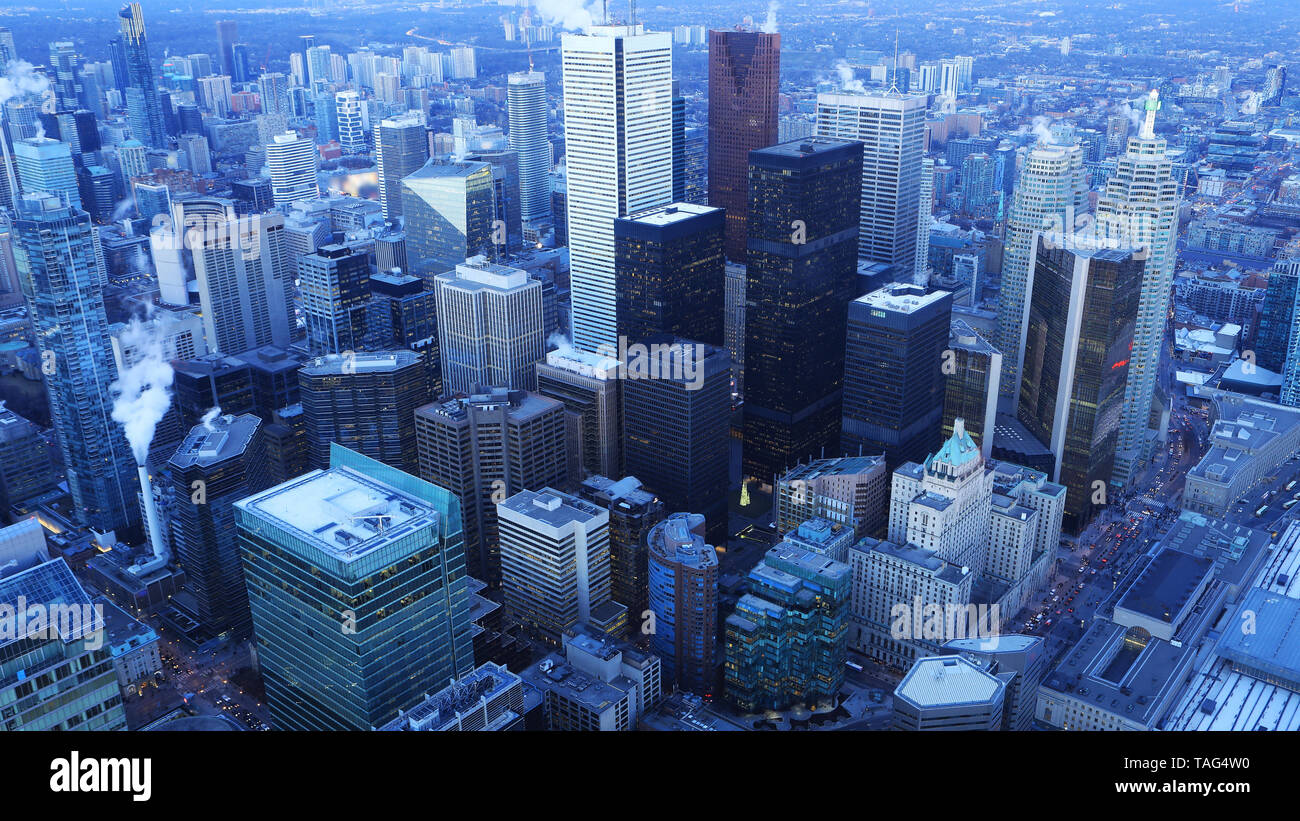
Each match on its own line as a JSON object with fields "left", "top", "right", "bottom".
{"left": 1095, "top": 92, "right": 1181, "bottom": 488}
{"left": 561, "top": 24, "right": 673, "bottom": 352}
{"left": 994, "top": 141, "right": 1088, "bottom": 409}
{"left": 707, "top": 27, "right": 781, "bottom": 262}
{"left": 375, "top": 112, "right": 429, "bottom": 219}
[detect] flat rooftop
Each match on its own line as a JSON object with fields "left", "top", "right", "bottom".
{"left": 169, "top": 414, "right": 261, "bottom": 469}
{"left": 620, "top": 201, "right": 721, "bottom": 227}
{"left": 235, "top": 466, "right": 437, "bottom": 563}
{"left": 1217, "top": 588, "right": 1300, "bottom": 689}
{"left": 1115, "top": 548, "right": 1215, "bottom": 624}
{"left": 895, "top": 655, "right": 1004, "bottom": 709}
{"left": 855, "top": 283, "right": 950, "bottom": 315}
{"left": 497, "top": 488, "right": 605, "bottom": 531}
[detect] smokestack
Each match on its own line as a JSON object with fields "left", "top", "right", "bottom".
{"left": 137, "top": 464, "right": 168, "bottom": 562}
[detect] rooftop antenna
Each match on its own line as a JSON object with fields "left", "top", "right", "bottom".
{"left": 629, "top": 0, "right": 637, "bottom": 25}
{"left": 525, "top": 14, "right": 533, "bottom": 71}
{"left": 887, "top": 29, "right": 900, "bottom": 95}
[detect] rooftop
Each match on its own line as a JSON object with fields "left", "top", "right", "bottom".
{"left": 854, "top": 282, "right": 951, "bottom": 315}
{"left": 168, "top": 413, "right": 261, "bottom": 470}
{"left": 895, "top": 655, "right": 1004, "bottom": 709}
{"left": 1115, "top": 548, "right": 1215, "bottom": 625}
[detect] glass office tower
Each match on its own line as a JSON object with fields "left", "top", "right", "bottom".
{"left": 235, "top": 444, "right": 474, "bottom": 730}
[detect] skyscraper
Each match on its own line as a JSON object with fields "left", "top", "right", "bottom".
{"left": 14, "top": 138, "right": 80, "bottom": 210}
{"left": 299, "top": 350, "right": 430, "bottom": 475}
{"left": 840, "top": 283, "right": 953, "bottom": 468}
{"left": 335, "top": 90, "right": 365, "bottom": 153}
{"left": 994, "top": 142, "right": 1088, "bottom": 410}
{"left": 621, "top": 339, "right": 732, "bottom": 543}
{"left": 1255, "top": 257, "right": 1300, "bottom": 376}
{"left": 942, "top": 319, "right": 1002, "bottom": 458}
{"left": 614, "top": 202, "right": 725, "bottom": 348}
{"left": 815, "top": 91, "right": 927, "bottom": 267}
{"left": 401, "top": 159, "right": 496, "bottom": 286}
{"left": 414, "top": 388, "right": 569, "bottom": 587}
{"left": 168, "top": 413, "right": 268, "bottom": 639}
{"left": 118, "top": 2, "right": 166, "bottom": 148}
{"left": 12, "top": 193, "right": 139, "bottom": 534}
{"left": 216, "top": 20, "right": 238, "bottom": 78}
{"left": 647, "top": 511, "right": 719, "bottom": 695}
{"left": 235, "top": 445, "right": 474, "bottom": 730}
{"left": 742, "top": 138, "right": 863, "bottom": 486}
{"left": 434, "top": 257, "right": 545, "bottom": 395}
{"left": 376, "top": 112, "right": 429, "bottom": 220}
{"left": 265, "top": 131, "right": 319, "bottom": 206}
{"left": 1018, "top": 238, "right": 1142, "bottom": 531}
{"left": 561, "top": 24, "right": 674, "bottom": 352}
{"left": 535, "top": 349, "right": 623, "bottom": 480}
{"left": 507, "top": 71, "right": 552, "bottom": 227}
{"left": 299, "top": 244, "right": 371, "bottom": 356}
{"left": 47, "top": 42, "right": 85, "bottom": 113}
{"left": 258, "top": 72, "right": 290, "bottom": 118}
{"left": 578, "top": 475, "right": 665, "bottom": 634}
{"left": 707, "top": 28, "right": 780, "bottom": 262}
{"left": 1096, "top": 92, "right": 1181, "bottom": 488}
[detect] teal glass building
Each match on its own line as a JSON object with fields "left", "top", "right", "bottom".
{"left": 234, "top": 444, "right": 474, "bottom": 730}
{"left": 724, "top": 543, "right": 851, "bottom": 712}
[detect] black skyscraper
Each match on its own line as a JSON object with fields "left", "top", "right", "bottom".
{"left": 840, "top": 282, "right": 953, "bottom": 468}
{"left": 742, "top": 138, "right": 863, "bottom": 486}
{"left": 615, "top": 202, "right": 726, "bottom": 348}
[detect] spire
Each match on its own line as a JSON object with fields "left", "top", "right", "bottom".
{"left": 1139, "top": 89, "right": 1160, "bottom": 140}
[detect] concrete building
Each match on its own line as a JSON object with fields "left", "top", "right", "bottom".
{"left": 773, "top": 455, "right": 888, "bottom": 538}
{"left": 892, "top": 654, "right": 1005, "bottom": 730}
{"left": 434, "top": 257, "right": 544, "bottom": 395}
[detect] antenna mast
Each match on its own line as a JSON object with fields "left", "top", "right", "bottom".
{"left": 888, "top": 29, "right": 900, "bottom": 94}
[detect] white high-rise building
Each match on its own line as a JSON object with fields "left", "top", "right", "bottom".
{"left": 265, "top": 131, "right": 319, "bottom": 205}
{"left": 335, "top": 90, "right": 366, "bottom": 153}
{"left": 258, "top": 72, "right": 290, "bottom": 118}
{"left": 450, "top": 46, "right": 477, "bottom": 80}
{"left": 1096, "top": 91, "right": 1181, "bottom": 488}
{"left": 305, "top": 45, "right": 332, "bottom": 87}
{"left": 815, "top": 91, "right": 927, "bottom": 268}
{"left": 993, "top": 141, "right": 1088, "bottom": 410}
{"left": 561, "top": 24, "right": 674, "bottom": 352}
{"left": 508, "top": 71, "right": 552, "bottom": 225}
{"left": 915, "top": 157, "right": 934, "bottom": 285}
{"left": 498, "top": 487, "right": 614, "bottom": 642}
{"left": 434, "top": 256, "right": 545, "bottom": 395}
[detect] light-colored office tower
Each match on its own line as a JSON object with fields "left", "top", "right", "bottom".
{"left": 335, "top": 90, "right": 366, "bottom": 153}
{"left": 305, "top": 45, "right": 332, "bottom": 87}
{"left": 14, "top": 137, "right": 81, "bottom": 210}
{"left": 887, "top": 419, "right": 994, "bottom": 573}
{"left": 450, "top": 46, "right": 477, "bottom": 79}
{"left": 401, "top": 158, "right": 496, "bottom": 285}
{"left": 993, "top": 141, "right": 1087, "bottom": 410}
{"left": 154, "top": 197, "right": 295, "bottom": 354}
{"left": 117, "top": 138, "right": 149, "bottom": 180}
{"left": 197, "top": 74, "right": 232, "bottom": 117}
{"left": 434, "top": 256, "right": 545, "bottom": 395}
{"left": 414, "top": 388, "right": 570, "bottom": 588}
{"left": 1095, "top": 92, "right": 1181, "bottom": 488}
{"left": 535, "top": 348, "right": 623, "bottom": 480}
{"left": 265, "top": 131, "right": 319, "bottom": 205}
{"left": 498, "top": 487, "right": 615, "bottom": 642}
{"left": 234, "top": 446, "right": 474, "bottom": 730}
{"left": 561, "top": 23, "right": 674, "bottom": 352}
{"left": 892, "top": 655, "right": 1005, "bottom": 731}
{"left": 815, "top": 91, "right": 926, "bottom": 268}
{"left": 376, "top": 112, "right": 429, "bottom": 219}
{"left": 258, "top": 72, "right": 290, "bottom": 118}
{"left": 915, "top": 157, "right": 934, "bottom": 284}
{"left": 178, "top": 133, "right": 211, "bottom": 174}
{"left": 507, "top": 71, "right": 552, "bottom": 226}
{"left": 48, "top": 41, "right": 84, "bottom": 112}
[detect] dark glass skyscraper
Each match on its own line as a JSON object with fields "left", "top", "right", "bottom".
{"left": 1018, "top": 239, "right": 1142, "bottom": 531}
{"left": 840, "top": 283, "right": 952, "bottom": 468}
{"left": 742, "top": 138, "right": 863, "bottom": 486}
{"left": 12, "top": 193, "right": 140, "bottom": 534}
{"left": 1254, "top": 257, "right": 1300, "bottom": 374}
{"left": 168, "top": 413, "right": 269, "bottom": 640}
{"left": 117, "top": 2, "right": 166, "bottom": 148}
{"left": 614, "top": 202, "right": 725, "bottom": 348}
{"left": 708, "top": 28, "right": 781, "bottom": 262}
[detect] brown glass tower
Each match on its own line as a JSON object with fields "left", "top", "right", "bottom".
{"left": 708, "top": 28, "right": 780, "bottom": 262}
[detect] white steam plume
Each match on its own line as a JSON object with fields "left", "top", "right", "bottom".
{"left": 200, "top": 406, "right": 222, "bottom": 431}
{"left": 110, "top": 317, "right": 176, "bottom": 465}
{"left": 762, "top": 1, "right": 779, "bottom": 33}
{"left": 1020, "top": 115, "right": 1056, "bottom": 144}
{"left": 533, "top": 0, "right": 602, "bottom": 33}
{"left": 0, "top": 61, "right": 51, "bottom": 107}
{"left": 834, "top": 60, "right": 865, "bottom": 93}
